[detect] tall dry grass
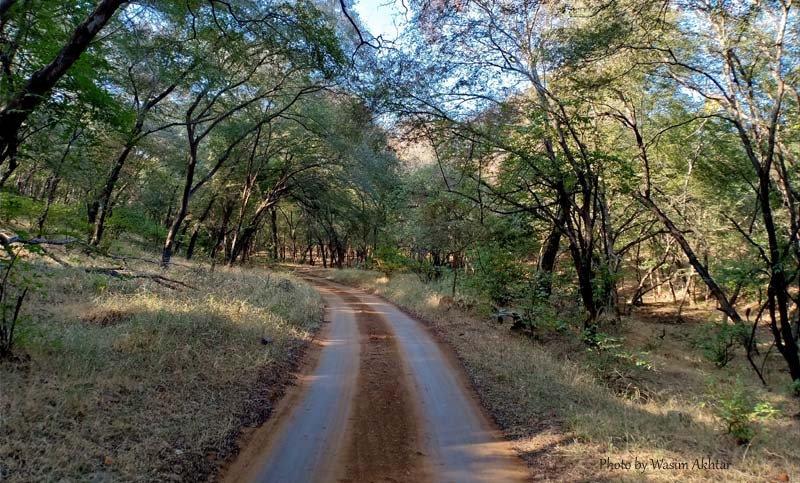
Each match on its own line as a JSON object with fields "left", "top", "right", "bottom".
{"left": 1, "top": 252, "right": 322, "bottom": 482}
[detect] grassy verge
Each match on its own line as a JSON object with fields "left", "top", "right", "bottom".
{"left": 317, "top": 268, "right": 799, "bottom": 482}
{"left": 1, "top": 250, "right": 322, "bottom": 482}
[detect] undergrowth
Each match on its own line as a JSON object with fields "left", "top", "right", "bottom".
{"left": 317, "top": 267, "right": 799, "bottom": 482}
{"left": 0, "top": 250, "right": 322, "bottom": 482}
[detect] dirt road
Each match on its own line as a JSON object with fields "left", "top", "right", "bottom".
{"left": 221, "top": 278, "right": 528, "bottom": 483}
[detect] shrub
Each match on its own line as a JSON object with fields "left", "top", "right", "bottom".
{"left": 700, "top": 322, "right": 750, "bottom": 368}
{"left": 466, "top": 243, "right": 526, "bottom": 306}
{"left": 105, "top": 207, "right": 167, "bottom": 245}
{"left": 585, "top": 331, "right": 654, "bottom": 372}
{"left": 0, "top": 248, "right": 34, "bottom": 359}
{"left": 704, "top": 379, "right": 781, "bottom": 444}
{"left": 373, "top": 247, "right": 411, "bottom": 275}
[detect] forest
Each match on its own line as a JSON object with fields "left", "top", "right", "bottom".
{"left": 1, "top": 0, "right": 799, "bottom": 482}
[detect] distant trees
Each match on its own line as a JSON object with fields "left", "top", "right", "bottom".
{"left": 0, "top": 0, "right": 398, "bottom": 270}
{"left": 383, "top": 0, "right": 656, "bottom": 327}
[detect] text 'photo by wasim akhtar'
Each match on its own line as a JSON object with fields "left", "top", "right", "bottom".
{"left": 1, "top": 0, "right": 799, "bottom": 482}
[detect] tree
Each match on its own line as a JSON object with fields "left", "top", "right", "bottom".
{"left": 0, "top": 0, "right": 127, "bottom": 181}
{"left": 609, "top": 0, "right": 800, "bottom": 382}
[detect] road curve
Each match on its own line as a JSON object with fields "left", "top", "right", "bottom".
{"left": 221, "top": 276, "right": 528, "bottom": 483}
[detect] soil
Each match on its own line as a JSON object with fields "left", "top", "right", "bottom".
{"left": 337, "top": 291, "right": 431, "bottom": 483}
{"left": 218, "top": 277, "right": 527, "bottom": 483}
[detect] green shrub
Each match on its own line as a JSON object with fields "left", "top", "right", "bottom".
{"left": 372, "top": 246, "right": 411, "bottom": 275}
{"left": 105, "top": 207, "right": 167, "bottom": 245}
{"left": 0, "top": 192, "right": 40, "bottom": 224}
{"left": 700, "top": 322, "right": 750, "bottom": 368}
{"left": 466, "top": 243, "right": 526, "bottom": 306}
{"left": 585, "top": 331, "right": 654, "bottom": 372}
{"left": 1, "top": 192, "right": 88, "bottom": 236}
{"left": 704, "top": 379, "right": 781, "bottom": 444}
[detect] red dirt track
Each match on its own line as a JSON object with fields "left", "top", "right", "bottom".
{"left": 220, "top": 276, "right": 527, "bottom": 483}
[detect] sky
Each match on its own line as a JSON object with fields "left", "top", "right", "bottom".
{"left": 352, "top": 0, "right": 409, "bottom": 42}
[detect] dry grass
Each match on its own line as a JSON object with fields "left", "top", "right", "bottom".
{"left": 318, "top": 268, "right": 799, "bottom": 483}
{"left": 0, "top": 248, "right": 322, "bottom": 482}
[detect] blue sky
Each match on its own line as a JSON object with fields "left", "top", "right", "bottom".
{"left": 352, "top": 0, "right": 408, "bottom": 41}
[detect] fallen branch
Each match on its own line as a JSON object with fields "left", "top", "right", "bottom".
{"left": 1, "top": 232, "right": 193, "bottom": 268}
{"left": 85, "top": 268, "right": 197, "bottom": 290}
{"left": 0, "top": 233, "right": 79, "bottom": 247}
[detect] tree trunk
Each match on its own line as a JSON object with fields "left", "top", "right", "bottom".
{"left": 336, "top": 242, "right": 345, "bottom": 269}
{"left": 538, "top": 213, "right": 564, "bottom": 296}
{"left": 36, "top": 175, "right": 61, "bottom": 236}
{"left": 184, "top": 196, "right": 215, "bottom": 260}
{"left": 210, "top": 202, "right": 233, "bottom": 261}
{"left": 162, "top": 140, "right": 198, "bottom": 266}
{"left": 0, "top": 143, "right": 17, "bottom": 188}
{"left": 185, "top": 227, "right": 201, "bottom": 260}
{"left": 270, "top": 206, "right": 278, "bottom": 261}
{"left": 89, "top": 143, "right": 133, "bottom": 246}
{"left": 569, "top": 244, "right": 598, "bottom": 328}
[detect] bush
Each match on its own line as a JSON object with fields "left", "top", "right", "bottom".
{"left": 585, "top": 331, "right": 654, "bottom": 372}
{"left": 699, "top": 322, "right": 750, "bottom": 368}
{"left": 704, "top": 379, "right": 781, "bottom": 444}
{"left": 105, "top": 207, "right": 167, "bottom": 245}
{"left": 0, "top": 248, "right": 36, "bottom": 359}
{"left": 466, "top": 243, "right": 527, "bottom": 306}
{"left": 373, "top": 246, "right": 411, "bottom": 275}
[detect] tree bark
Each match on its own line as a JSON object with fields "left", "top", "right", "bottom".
{"left": 270, "top": 206, "right": 278, "bottom": 261}
{"left": 162, "top": 125, "right": 199, "bottom": 266}
{"left": 90, "top": 144, "right": 133, "bottom": 245}
{"left": 537, "top": 210, "right": 564, "bottom": 296}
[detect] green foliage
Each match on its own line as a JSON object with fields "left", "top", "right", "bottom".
{"left": 515, "top": 301, "right": 575, "bottom": 335}
{"left": 704, "top": 379, "right": 781, "bottom": 444}
{"left": 373, "top": 247, "right": 411, "bottom": 275}
{"left": 585, "top": 331, "right": 654, "bottom": 372}
{"left": 408, "top": 258, "right": 442, "bottom": 283}
{"left": 697, "top": 322, "right": 750, "bottom": 368}
{"left": 1, "top": 192, "right": 88, "bottom": 236}
{"left": 466, "top": 243, "right": 527, "bottom": 306}
{"left": 1, "top": 192, "right": 42, "bottom": 224}
{"left": 105, "top": 208, "right": 167, "bottom": 246}
{"left": 0, "top": 249, "right": 36, "bottom": 358}
{"left": 714, "top": 258, "right": 767, "bottom": 298}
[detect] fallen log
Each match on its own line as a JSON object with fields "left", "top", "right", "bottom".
{"left": 85, "top": 267, "right": 197, "bottom": 290}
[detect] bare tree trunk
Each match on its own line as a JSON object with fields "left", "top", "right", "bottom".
{"left": 89, "top": 144, "right": 132, "bottom": 245}
{"left": 162, "top": 138, "right": 198, "bottom": 266}
{"left": 537, "top": 211, "right": 564, "bottom": 296}
{"left": 185, "top": 196, "right": 215, "bottom": 260}
{"left": 0, "top": 144, "right": 17, "bottom": 188}
{"left": 270, "top": 206, "right": 278, "bottom": 261}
